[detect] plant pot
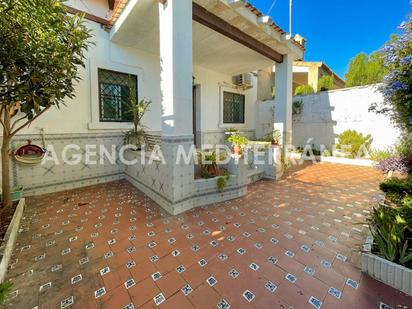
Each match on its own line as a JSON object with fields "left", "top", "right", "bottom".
{"left": 207, "top": 163, "right": 219, "bottom": 176}
{"left": 361, "top": 233, "right": 412, "bottom": 296}
{"left": 233, "top": 145, "right": 241, "bottom": 154}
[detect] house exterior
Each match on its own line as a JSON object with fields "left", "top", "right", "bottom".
{"left": 292, "top": 61, "right": 345, "bottom": 92}
{"left": 1, "top": 0, "right": 305, "bottom": 215}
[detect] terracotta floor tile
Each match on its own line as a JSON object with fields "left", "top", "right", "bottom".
{"left": 181, "top": 263, "right": 210, "bottom": 289}
{"left": 5, "top": 163, "right": 412, "bottom": 308}
{"left": 99, "top": 284, "right": 131, "bottom": 309}
{"left": 155, "top": 254, "right": 181, "bottom": 274}
{"left": 187, "top": 283, "right": 221, "bottom": 309}
{"left": 155, "top": 270, "right": 186, "bottom": 298}
{"left": 129, "top": 259, "right": 157, "bottom": 283}
{"left": 127, "top": 276, "right": 160, "bottom": 307}
{"left": 160, "top": 292, "right": 195, "bottom": 309}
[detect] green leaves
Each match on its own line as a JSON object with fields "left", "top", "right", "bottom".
{"left": 0, "top": 282, "right": 13, "bottom": 305}
{"left": 345, "top": 52, "right": 386, "bottom": 87}
{"left": 317, "top": 75, "right": 335, "bottom": 92}
{"left": 336, "top": 130, "right": 373, "bottom": 158}
{"left": 368, "top": 202, "right": 412, "bottom": 267}
{"left": 294, "top": 85, "right": 314, "bottom": 96}
{"left": 0, "top": 0, "right": 92, "bottom": 129}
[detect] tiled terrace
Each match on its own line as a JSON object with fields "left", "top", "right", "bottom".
{"left": 5, "top": 163, "right": 412, "bottom": 308}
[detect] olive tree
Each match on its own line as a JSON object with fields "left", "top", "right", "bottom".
{"left": 0, "top": 0, "right": 92, "bottom": 208}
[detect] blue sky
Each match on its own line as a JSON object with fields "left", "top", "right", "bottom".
{"left": 250, "top": 0, "right": 411, "bottom": 79}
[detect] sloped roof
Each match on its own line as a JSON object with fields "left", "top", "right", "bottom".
{"left": 106, "top": 0, "right": 305, "bottom": 50}
{"left": 243, "top": 2, "right": 304, "bottom": 50}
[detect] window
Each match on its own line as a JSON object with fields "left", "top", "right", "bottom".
{"left": 223, "top": 91, "right": 245, "bottom": 124}
{"left": 98, "top": 68, "right": 137, "bottom": 122}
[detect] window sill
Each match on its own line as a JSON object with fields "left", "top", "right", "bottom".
{"left": 88, "top": 122, "right": 133, "bottom": 131}
{"left": 218, "top": 123, "right": 247, "bottom": 129}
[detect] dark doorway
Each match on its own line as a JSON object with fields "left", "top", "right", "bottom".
{"left": 193, "top": 85, "right": 197, "bottom": 146}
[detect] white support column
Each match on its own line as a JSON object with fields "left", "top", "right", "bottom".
{"left": 157, "top": 0, "right": 194, "bottom": 214}
{"left": 159, "top": 0, "right": 193, "bottom": 137}
{"left": 274, "top": 53, "right": 293, "bottom": 146}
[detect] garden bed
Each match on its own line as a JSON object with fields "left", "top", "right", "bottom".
{"left": 320, "top": 156, "right": 374, "bottom": 167}
{"left": 0, "top": 199, "right": 25, "bottom": 283}
{"left": 361, "top": 176, "right": 412, "bottom": 296}
{"left": 361, "top": 234, "right": 412, "bottom": 296}
{"left": 0, "top": 203, "right": 18, "bottom": 241}
{"left": 288, "top": 152, "right": 373, "bottom": 167}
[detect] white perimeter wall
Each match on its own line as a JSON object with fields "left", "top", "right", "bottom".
{"left": 292, "top": 84, "right": 400, "bottom": 150}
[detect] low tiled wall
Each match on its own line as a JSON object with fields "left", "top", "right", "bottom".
{"left": 1, "top": 133, "right": 282, "bottom": 215}
{"left": 197, "top": 129, "right": 255, "bottom": 146}
{"left": 1, "top": 133, "right": 125, "bottom": 195}
{"left": 124, "top": 151, "right": 251, "bottom": 215}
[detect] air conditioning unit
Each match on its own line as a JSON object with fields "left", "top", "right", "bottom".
{"left": 232, "top": 73, "right": 253, "bottom": 90}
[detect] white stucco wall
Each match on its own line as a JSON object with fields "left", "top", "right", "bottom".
{"left": 15, "top": 20, "right": 162, "bottom": 136}
{"left": 193, "top": 66, "right": 257, "bottom": 132}
{"left": 12, "top": 20, "right": 258, "bottom": 139}
{"left": 292, "top": 84, "right": 400, "bottom": 150}
{"left": 66, "top": 0, "right": 111, "bottom": 20}
{"left": 255, "top": 100, "right": 275, "bottom": 139}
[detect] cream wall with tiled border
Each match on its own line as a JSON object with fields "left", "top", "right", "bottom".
{"left": 1, "top": 133, "right": 125, "bottom": 195}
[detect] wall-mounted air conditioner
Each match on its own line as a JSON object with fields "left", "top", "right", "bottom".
{"left": 232, "top": 73, "right": 253, "bottom": 90}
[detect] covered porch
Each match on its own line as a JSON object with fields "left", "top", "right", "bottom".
{"left": 109, "top": 0, "right": 304, "bottom": 214}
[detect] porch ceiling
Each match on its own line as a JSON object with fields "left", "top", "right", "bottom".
{"left": 110, "top": 0, "right": 287, "bottom": 75}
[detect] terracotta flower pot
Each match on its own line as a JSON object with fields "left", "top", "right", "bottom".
{"left": 207, "top": 163, "right": 219, "bottom": 176}
{"left": 233, "top": 145, "right": 241, "bottom": 154}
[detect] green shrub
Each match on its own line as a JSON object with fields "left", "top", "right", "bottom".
{"left": 322, "top": 149, "right": 332, "bottom": 157}
{"left": 294, "top": 85, "right": 315, "bottom": 96}
{"left": 0, "top": 282, "right": 13, "bottom": 305}
{"left": 402, "top": 195, "right": 412, "bottom": 208}
{"left": 292, "top": 100, "right": 304, "bottom": 116}
{"left": 217, "top": 174, "right": 230, "bottom": 192}
{"left": 370, "top": 148, "right": 394, "bottom": 162}
{"left": 395, "top": 136, "right": 412, "bottom": 173}
{"left": 367, "top": 205, "right": 412, "bottom": 267}
{"left": 227, "top": 134, "right": 249, "bottom": 146}
{"left": 345, "top": 52, "right": 385, "bottom": 87}
{"left": 336, "top": 130, "right": 372, "bottom": 158}
{"left": 379, "top": 177, "right": 412, "bottom": 195}
{"left": 318, "top": 75, "right": 335, "bottom": 91}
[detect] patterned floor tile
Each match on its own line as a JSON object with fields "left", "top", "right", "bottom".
{"left": 4, "top": 163, "right": 412, "bottom": 308}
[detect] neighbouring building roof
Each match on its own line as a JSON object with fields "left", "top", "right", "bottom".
{"left": 293, "top": 61, "right": 345, "bottom": 86}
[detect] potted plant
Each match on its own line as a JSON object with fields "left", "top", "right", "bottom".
{"left": 271, "top": 129, "right": 281, "bottom": 146}
{"left": 265, "top": 129, "right": 282, "bottom": 146}
{"left": 227, "top": 134, "right": 249, "bottom": 155}
{"left": 124, "top": 95, "right": 152, "bottom": 150}
{"left": 197, "top": 150, "right": 227, "bottom": 178}
{"left": 224, "top": 128, "right": 239, "bottom": 141}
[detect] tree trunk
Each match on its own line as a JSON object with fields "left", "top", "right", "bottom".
{"left": 1, "top": 135, "right": 11, "bottom": 208}
{"left": 1, "top": 107, "right": 12, "bottom": 209}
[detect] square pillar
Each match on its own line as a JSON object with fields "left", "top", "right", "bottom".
{"left": 159, "top": 0, "right": 193, "bottom": 136}
{"left": 158, "top": 0, "right": 194, "bottom": 214}
{"left": 274, "top": 54, "right": 293, "bottom": 146}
